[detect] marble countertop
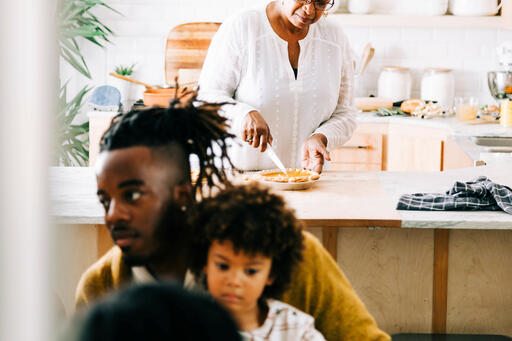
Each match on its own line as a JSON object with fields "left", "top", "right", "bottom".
{"left": 355, "top": 113, "right": 512, "bottom": 164}
{"left": 50, "top": 165, "right": 512, "bottom": 230}
{"left": 355, "top": 113, "right": 512, "bottom": 137}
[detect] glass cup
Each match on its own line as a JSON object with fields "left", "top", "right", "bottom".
{"left": 454, "top": 97, "right": 479, "bottom": 122}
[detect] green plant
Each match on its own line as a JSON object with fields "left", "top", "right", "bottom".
{"left": 56, "top": 84, "right": 90, "bottom": 166}
{"left": 57, "top": 0, "right": 119, "bottom": 166}
{"left": 114, "top": 63, "right": 136, "bottom": 76}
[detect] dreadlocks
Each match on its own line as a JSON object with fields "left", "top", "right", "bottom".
{"left": 99, "top": 88, "right": 235, "bottom": 197}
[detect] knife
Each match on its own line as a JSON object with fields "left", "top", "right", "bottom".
{"left": 266, "top": 145, "right": 288, "bottom": 175}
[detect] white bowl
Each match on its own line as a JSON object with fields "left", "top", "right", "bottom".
{"left": 449, "top": 0, "right": 500, "bottom": 16}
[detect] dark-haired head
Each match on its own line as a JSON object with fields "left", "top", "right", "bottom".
{"left": 189, "top": 183, "right": 304, "bottom": 299}
{"left": 69, "top": 282, "right": 241, "bottom": 341}
{"left": 99, "top": 89, "right": 235, "bottom": 196}
{"left": 95, "top": 90, "right": 236, "bottom": 270}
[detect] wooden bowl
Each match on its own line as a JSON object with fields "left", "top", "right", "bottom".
{"left": 143, "top": 88, "right": 180, "bottom": 107}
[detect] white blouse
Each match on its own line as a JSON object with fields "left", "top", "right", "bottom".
{"left": 198, "top": 5, "right": 357, "bottom": 171}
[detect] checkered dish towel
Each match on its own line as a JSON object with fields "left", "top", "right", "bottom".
{"left": 397, "top": 176, "right": 512, "bottom": 215}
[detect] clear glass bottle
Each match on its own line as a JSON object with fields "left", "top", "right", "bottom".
{"left": 421, "top": 68, "right": 455, "bottom": 108}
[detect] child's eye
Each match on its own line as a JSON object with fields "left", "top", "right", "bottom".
{"left": 245, "top": 268, "right": 259, "bottom": 276}
{"left": 216, "top": 263, "right": 229, "bottom": 271}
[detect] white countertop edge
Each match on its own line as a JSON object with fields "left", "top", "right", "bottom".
{"left": 87, "top": 111, "right": 118, "bottom": 118}
{"left": 401, "top": 220, "right": 512, "bottom": 230}
{"left": 54, "top": 216, "right": 104, "bottom": 225}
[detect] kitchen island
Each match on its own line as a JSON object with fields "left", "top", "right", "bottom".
{"left": 51, "top": 165, "right": 512, "bottom": 336}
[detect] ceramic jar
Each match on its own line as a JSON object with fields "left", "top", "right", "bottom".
{"left": 348, "top": 0, "right": 372, "bottom": 14}
{"left": 371, "top": 0, "right": 447, "bottom": 15}
{"left": 421, "top": 68, "right": 455, "bottom": 108}
{"left": 378, "top": 66, "right": 411, "bottom": 102}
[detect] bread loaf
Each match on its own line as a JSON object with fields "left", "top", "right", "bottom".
{"left": 400, "top": 99, "right": 425, "bottom": 114}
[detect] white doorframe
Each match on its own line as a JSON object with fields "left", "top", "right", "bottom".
{"left": 0, "top": 0, "right": 54, "bottom": 340}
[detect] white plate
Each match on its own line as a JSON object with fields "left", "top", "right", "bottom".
{"left": 260, "top": 178, "right": 319, "bottom": 191}
{"left": 245, "top": 169, "right": 321, "bottom": 191}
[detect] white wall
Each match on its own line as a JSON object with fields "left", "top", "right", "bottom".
{"left": 65, "top": 0, "right": 512, "bottom": 120}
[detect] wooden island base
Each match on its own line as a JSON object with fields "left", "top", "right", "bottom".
{"left": 308, "top": 227, "right": 512, "bottom": 336}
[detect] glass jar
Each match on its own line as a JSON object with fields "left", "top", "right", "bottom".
{"left": 420, "top": 68, "right": 455, "bottom": 108}
{"left": 377, "top": 66, "right": 411, "bottom": 102}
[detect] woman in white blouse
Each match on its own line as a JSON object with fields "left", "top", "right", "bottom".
{"left": 198, "top": 0, "right": 356, "bottom": 172}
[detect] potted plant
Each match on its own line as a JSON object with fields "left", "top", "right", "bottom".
{"left": 111, "top": 63, "right": 137, "bottom": 110}
{"left": 57, "top": 0, "right": 119, "bottom": 166}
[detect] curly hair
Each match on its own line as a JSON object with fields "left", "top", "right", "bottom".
{"left": 189, "top": 183, "right": 304, "bottom": 299}
{"left": 99, "top": 88, "right": 235, "bottom": 197}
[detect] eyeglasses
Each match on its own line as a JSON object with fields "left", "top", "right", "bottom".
{"left": 294, "top": 0, "right": 334, "bottom": 11}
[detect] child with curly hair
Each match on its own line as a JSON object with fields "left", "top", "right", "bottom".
{"left": 189, "top": 183, "right": 326, "bottom": 341}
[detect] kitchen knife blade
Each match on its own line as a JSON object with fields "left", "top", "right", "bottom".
{"left": 266, "top": 146, "right": 287, "bottom": 175}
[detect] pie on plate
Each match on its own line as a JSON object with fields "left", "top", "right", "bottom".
{"left": 258, "top": 168, "right": 320, "bottom": 183}
{"left": 247, "top": 168, "right": 320, "bottom": 191}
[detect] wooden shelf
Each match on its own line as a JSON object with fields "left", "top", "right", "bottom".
{"left": 332, "top": 0, "right": 512, "bottom": 29}
{"left": 331, "top": 13, "right": 509, "bottom": 29}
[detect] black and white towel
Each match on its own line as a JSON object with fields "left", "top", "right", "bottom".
{"left": 397, "top": 176, "right": 512, "bottom": 215}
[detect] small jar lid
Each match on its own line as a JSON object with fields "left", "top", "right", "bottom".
{"left": 381, "top": 66, "right": 410, "bottom": 72}
{"left": 424, "top": 67, "right": 452, "bottom": 73}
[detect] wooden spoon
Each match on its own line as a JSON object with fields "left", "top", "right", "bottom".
{"left": 109, "top": 73, "right": 161, "bottom": 90}
{"left": 357, "top": 43, "right": 375, "bottom": 76}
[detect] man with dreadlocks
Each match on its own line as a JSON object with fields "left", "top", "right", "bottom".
{"left": 74, "top": 91, "right": 389, "bottom": 341}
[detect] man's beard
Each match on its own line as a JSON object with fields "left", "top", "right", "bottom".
{"left": 123, "top": 202, "right": 189, "bottom": 267}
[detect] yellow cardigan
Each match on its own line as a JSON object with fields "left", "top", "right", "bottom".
{"left": 75, "top": 231, "right": 390, "bottom": 341}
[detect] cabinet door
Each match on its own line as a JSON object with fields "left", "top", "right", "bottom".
{"left": 442, "top": 139, "right": 474, "bottom": 170}
{"left": 386, "top": 125, "right": 447, "bottom": 172}
{"left": 331, "top": 132, "right": 383, "bottom": 171}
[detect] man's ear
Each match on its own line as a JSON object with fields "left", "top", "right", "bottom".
{"left": 173, "top": 182, "right": 193, "bottom": 208}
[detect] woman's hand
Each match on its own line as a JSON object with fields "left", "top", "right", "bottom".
{"left": 301, "top": 134, "right": 330, "bottom": 173}
{"left": 241, "top": 110, "right": 273, "bottom": 152}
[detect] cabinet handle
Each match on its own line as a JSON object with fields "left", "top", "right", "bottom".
{"left": 339, "top": 145, "right": 370, "bottom": 149}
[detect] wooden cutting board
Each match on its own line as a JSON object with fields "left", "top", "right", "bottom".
{"left": 354, "top": 97, "right": 393, "bottom": 111}
{"left": 165, "top": 22, "right": 220, "bottom": 86}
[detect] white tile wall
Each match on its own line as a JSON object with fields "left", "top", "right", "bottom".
{"left": 63, "top": 0, "right": 512, "bottom": 121}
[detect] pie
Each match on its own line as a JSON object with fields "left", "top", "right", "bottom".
{"left": 258, "top": 168, "right": 320, "bottom": 183}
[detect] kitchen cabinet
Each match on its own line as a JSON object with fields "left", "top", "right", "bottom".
{"left": 442, "top": 138, "right": 474, "bottom": 170}
{"left": 331, "top": 122, "right": 451, "bottom": 172}
{"left": 331, "top": 123, "right": 387, "bottom": 171}
{"left": 386, "top": 124, "right": 448, "bottom": 171}
{"left": 332, "top": 0, "right": 512, "bottom": 29}
{"left": 330, "top": 131, "right": 384, "bottom": 171}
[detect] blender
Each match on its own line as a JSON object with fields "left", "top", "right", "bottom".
{"left": 488, "top": 41, "right": 512, "bottom": 126}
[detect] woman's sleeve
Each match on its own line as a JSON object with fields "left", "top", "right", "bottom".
{"left": 197, "top": 17, "right": 257, "bottom": 134}
{"left": 313, "top": 37, "right": 357, "bottom": 150}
